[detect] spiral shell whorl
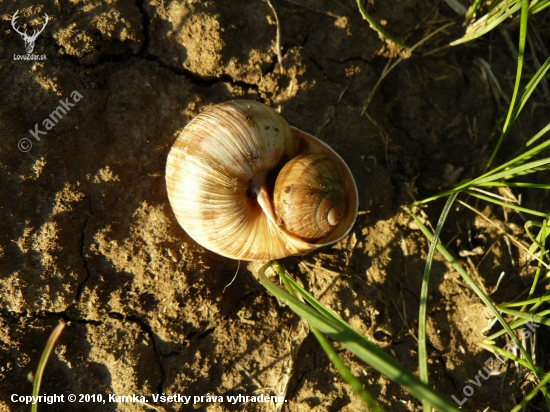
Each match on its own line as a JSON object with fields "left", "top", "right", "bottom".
{"left": 273, "top": 154, "right": 346, "bottom": 240}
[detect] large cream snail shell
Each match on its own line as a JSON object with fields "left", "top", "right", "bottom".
{"left": 165, "top": 100, "right": 358, "bottom": 261}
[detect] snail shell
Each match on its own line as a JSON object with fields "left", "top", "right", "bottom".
{"left": 165, "top": 100, "right": 358, "bottom": 261}
{"left": 274, "top": 153, "right": 346, "bottom": 240}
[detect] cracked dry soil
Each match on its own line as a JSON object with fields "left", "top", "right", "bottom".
{"left": 1, "top": 1, "right": 549, "bottom": 411}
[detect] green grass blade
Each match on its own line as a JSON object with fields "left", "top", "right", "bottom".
{"left": 532, "top": 0, "right": 550, "bottom": 13}
{"left": 356, "top": 0, "right": 409, "bottom": 50}
{"left": 482, "top": 343, "right": 543, "bottom": 371}
{"left": 484, "top": 309, "right": 550, "bottom": 341}
{"left": 465, "top": 0, "right": 484, "bottom": 20}
{"left": 411, "top": 145, "right": 550, "bottom": 206}
{"left": 257, "top": 264, "right": 462, "bottom": 412}
{"left": 527, "top": 218, "right": 550, "bottom": 254}
{"left": 486, "top": 0, "right": 530, "bottom": 168}
{"left": 482, "top": 182, "right": 550, "bottom": 189}
{"left": 311, "top": 328, "right": 386, "bottom": 411}
{"left": 464, "top": 190, "right": 550, "bottom": 218}
{"left": 418, "top": 193, "right": 458, "bottom": 412}
{"left": 450, "top": 1, "right": 522, "bottom": 46}
{"left": 499, "top": 295, "right": 550, "bottom": 308}
{"left": 475, "top": 157, "right": 550, "bottom": 184}
{"left": 511, "top": 369, "right": 550, "bottom": 412}
{"left": 512, "top": 133, "right": 550, "bottom": 160}
{"left": 525, "top": 220, "right": 547, "bottom": 309}
{"left": 525, "top": 122, "right": 550, "bottom": 149}
{"left": 527, "top": 291, "right": 550, "bottom": 313}
{"left": 513, "top": 56, "right": 550, "bottom": 127}
{"left": 32, "top": 322, "right": 65, "bottom": 412}
{"left": 496, "top": 307, "right": 550, "bottom": 326}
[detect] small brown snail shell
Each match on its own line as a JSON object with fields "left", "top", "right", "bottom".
{"left": 165, "top": 100, "right": 358, "bottom": 261}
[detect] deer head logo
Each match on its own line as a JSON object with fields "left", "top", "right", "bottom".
{"left": 11, "top": 11, "right": 49, "bottom": 54}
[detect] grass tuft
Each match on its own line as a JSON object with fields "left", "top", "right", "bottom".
{"left": 258, "top": 261, "right": 461, "bottom": 411}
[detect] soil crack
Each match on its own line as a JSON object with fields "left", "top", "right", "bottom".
{"left": 132, "top": 0, "right": 260, "bottom": 92}
{"left": 0, "top": 309, "right": 103, "bottom": 325}
{"left": 108, "top": 312, "right": 166, "bottom": 395}
{"left": 75, "top": 195, "right": 92, "bottom": 302}
{"left": 327, "top": 56, "right": 372, "bottom": 65}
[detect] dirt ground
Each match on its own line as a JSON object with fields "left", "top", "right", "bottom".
{"left": 1, "top": 0, "right": 549, "bottom": 411}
